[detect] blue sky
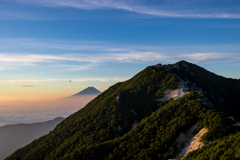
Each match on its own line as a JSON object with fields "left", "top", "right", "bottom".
{"left": 0, "top": 0, "right": 240, "bottom": 101}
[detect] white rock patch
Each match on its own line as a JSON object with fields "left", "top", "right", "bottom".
{"left": 131, "top": 120, "right": 138, "bottom": 129}
{"left": 130, "top": 109, "right": 137, "bottom": 116}
{"left": 231, "top": 123, "right": 240, "bottom": 127}
{"left": 179, "top": 128, "right": 208, "bottom": 158}
{"left": 118, "top": 125, "right": 122, "bottom": 132}
{"left": 163, "top": 125, "right": 196, "bottom": 159}
{"left": 228, "top": 116, "right": 240, "bottom": 126}
{"left": 160, "top": 88, "right": 188, "bottom": 101}
{"left": 229, "top": 116, "right": 235, "bottom": 121}
{"left": 116, "top": 93, "right": 120, "bottom": 104}
{"left": 157, "top": 80, "right": 189, "bottom": 101}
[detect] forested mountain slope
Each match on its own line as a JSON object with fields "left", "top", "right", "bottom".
{"left": 6, "top": 61, "right": 240, "bottom": 160}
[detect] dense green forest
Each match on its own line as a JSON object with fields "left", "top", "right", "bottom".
{"left": 58, "top": 92, "right": 238, "bottom": 160}
{"left": 6, "top": 61, "right": 240, "bottom": 160}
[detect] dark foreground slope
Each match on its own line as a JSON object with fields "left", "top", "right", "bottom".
{"left": 59, "top": 92, "right": 238, "bottom": 160}
{"left": 6, "top": 61, "right": 240, "bottom": 160}
{"left": 0, "top": 117, "right": 64, "bottom": 160}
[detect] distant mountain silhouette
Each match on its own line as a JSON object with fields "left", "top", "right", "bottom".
{"left": 0, "top": 117, "right": 64, "bottom": 160}
{"left": 71, "top": 87, "right": 101, "bottom": 96}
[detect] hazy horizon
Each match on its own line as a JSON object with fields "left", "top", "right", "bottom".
{"left": 0, "top": 94, "right": 99, "bottom": 127}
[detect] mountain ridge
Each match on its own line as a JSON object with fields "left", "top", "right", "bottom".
{"left": 6, "top": 61, "right": 240, "bottom": 160}
{"left": 0, "top": 117, "right": 64, "bottom": 160}
{"left": 1, "top": 117, "right": 64, "bottom": 128}
{"left": 162, "top": 60, "right": 240, "bottom": 120}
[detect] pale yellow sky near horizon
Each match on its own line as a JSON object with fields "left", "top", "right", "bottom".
{"left": 0, "top": 80, "right": 117, "bottom": 101}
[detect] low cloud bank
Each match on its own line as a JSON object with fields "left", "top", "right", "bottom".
{"left": 0, "top": 95, "right": 97, "bottom": 127}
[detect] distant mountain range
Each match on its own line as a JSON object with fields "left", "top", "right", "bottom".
{"left": 0, "top": 117, "right": 64, "bottom": 160}
{"left": 70, "top": 87, "right": 101, "bottom": 97}
{"left": 6, "top": 61, "right": 240, "bottom": 160}
{"left": 1, "top": 87, "right": 101, "bottom": 160}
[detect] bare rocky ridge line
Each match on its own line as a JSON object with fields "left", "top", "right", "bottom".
{"left": 154, "top": 62, "right": 213, "bottom": 108}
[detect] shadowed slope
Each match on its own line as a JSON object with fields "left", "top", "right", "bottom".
{"left": 163, "top": 60, "right": 240, "bottom": 120}
{"left": 0, "top": 117, "right": 64, "bottom": 160}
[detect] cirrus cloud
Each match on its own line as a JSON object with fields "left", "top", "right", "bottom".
{"left": 17, "top": 85, "right": 36, "bottom": 87}
{"left": 0, "top": 52, "right": 239, "bottom": 65}
{"left": 2, "top": 0, "right": 240, "bottom": 19}
{"left": 0, "top": 79, "right": 57, "bottom": 83}
{"left": 0, "top": 39, "right": 240, "bottom": 72}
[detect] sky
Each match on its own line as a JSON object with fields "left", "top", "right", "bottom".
{"left": 0, "top": 0, "right": 240, "bottom": 103}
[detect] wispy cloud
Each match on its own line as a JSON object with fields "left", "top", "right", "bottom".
{"left": 3, "top": 0, "right": 240, "bottom": 19}
{"left": 52, "top": 63, "right": 97, "bottom": 71}
{"left": 2, "top": 38, "right": 240, "bottom": 53}
{"left": 2, "top": 38, "right": 240, "bottom": 54}
{"left": 0, "top": 52, "right": 239, "bottom": 65}
{"left": 73, "top": 78, "right": 112, "bottom": 82}
{"left": 0, "top": 79, "right": 57, "bottom": 83}
{"left": 17, "top": 85, "right": 36, "bottom": 87}
{"left": 182, "top": 53, "right": 228, "bottom": 61}
{"left": 0, "top": 77, "right": 129, "bottom": 83}
{"left": 66, "top": 77, "right": 130, "bottom": 82}
{"left": 0, "top": 39, "right": 240, "bottom": 71}
{"left": 0, "top": 38, "right": 107, "bottom": 51}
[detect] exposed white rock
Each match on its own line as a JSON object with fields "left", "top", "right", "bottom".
{"left": 229, "top": 116, "right": 236, "bottom": 121}
{"left": 156, "top": 80, "right": 189, "bottom": 101}
{"left": 116, "top": 93, "right": 120, "bottom": 104}
{"left": 118, "top": 125, "right": 122, "bottom": 132}
{"left": 164, "top": 125, "right": 208, "bottom": 159}
{"left": 231, "top": 123, "right": 240, "bottom": 127}
{"left": 164, "top": 125, "right": 196, "bottom": 159}
{"left": 228, "top": 116, "right": 240, "bottom": 126}
{"left": 179, "top": 128, "right": 208, "bottom": 158}
{"left": 231, "top": 120, "right": 240, "bottom": 126}
{"left": 160, "top": 88, "right": 188, "bottom": 101}
{"left": 131, "top": 120, "right": 138, "bottom": 129}
{"left": 130, "top": 109, "right": 137, "bottom": 116}
{"left": 175, "top": 125, "right": 196, "bottom": 149}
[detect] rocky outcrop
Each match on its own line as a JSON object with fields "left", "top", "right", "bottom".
{"left": 178, "top": 128, "right": 208, "bottom": 158}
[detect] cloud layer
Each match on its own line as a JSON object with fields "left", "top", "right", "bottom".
{"left": 0, "top": 52, "right": 239, "bottom": 67}
{"left": 17, "top": 85, "right": 36, "bottom": 87}
{"left": 0, "top": 79, "right": 57, "bottom": 83}
{"left": 0, "top": 39, "right": 239, "bottom": 72}
{"left": 1, "top": 0, "right": 240, "bottom": 19}
{"left": 0, "top": 77, "right": 130, "bottom": 83}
